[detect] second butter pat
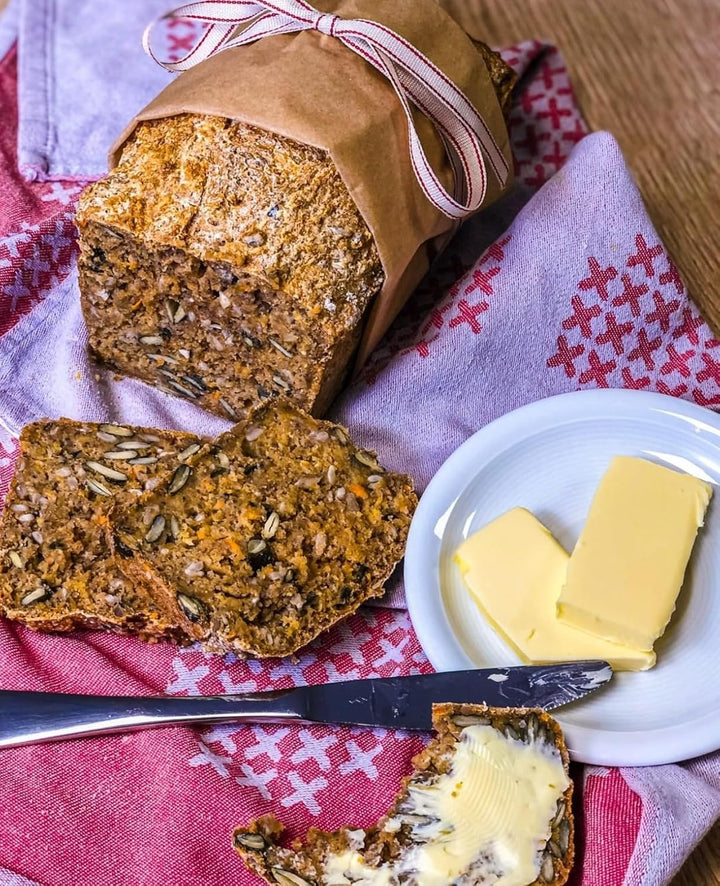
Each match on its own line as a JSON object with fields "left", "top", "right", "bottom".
{"left": 454, "top": 507, "right": 655, "bottom": 671}
{"left": 557, "top": 456, "right": 713, "bottom": 651}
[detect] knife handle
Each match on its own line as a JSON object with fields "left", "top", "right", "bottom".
{"left": 0, "top": 689, "right": 308, "bottom": 749}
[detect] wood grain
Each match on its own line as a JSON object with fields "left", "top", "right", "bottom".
{"left": 471, "top": 2, "right": 720, "bottom": 884}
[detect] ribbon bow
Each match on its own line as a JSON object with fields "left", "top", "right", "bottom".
{"left": 143, "top": 0, "right": 510, "bottom": 219}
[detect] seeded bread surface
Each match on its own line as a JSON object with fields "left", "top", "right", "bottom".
{"left": 0, "top": 419, "right": 203, "bottom": 641}
{"left": 76, "top": 117, "right": 383, "bottom": 423}
{"left": 233, "top": 703, "right": 574, "bottom": 886}
{"left": 75, "top": 46, "right": 515, "bottom": 422}
{"left": 109, "top": 400, "right": 417, "bottom": 657}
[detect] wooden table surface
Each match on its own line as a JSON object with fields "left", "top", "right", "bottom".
{"left": 0, "top": 0, "right": 718, "bottom": 882}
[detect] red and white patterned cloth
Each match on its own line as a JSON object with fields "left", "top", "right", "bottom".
{"left": 1, "top": 32, "right": 719, "bottom": 886}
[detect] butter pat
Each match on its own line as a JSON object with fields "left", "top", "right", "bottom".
{"left": 558, "top": 456, "right": 713, "bottom": 651}
{"left": 324, "top": 724, "right": 570, "bottom": 886}
{"left": 455, "top": 508, "right": 655, "bottom": 671}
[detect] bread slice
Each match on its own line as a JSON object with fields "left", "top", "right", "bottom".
{"left": 233, "top": 703, "right": 574, "bottom": 886}
{"left": 109, "top": 399, "right": 417, "bottom": 657}
{"left": 0, "top": 419, "right": 203, "bottom": 641}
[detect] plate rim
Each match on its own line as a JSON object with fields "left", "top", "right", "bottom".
{"left": 404, "top": 388, "right": 720, "bottom": 766}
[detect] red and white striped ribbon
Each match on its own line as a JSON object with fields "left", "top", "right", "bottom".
{"left": 143, "top": 0, "right": 510, "bottom": 219}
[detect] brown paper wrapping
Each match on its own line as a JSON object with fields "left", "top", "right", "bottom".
{"left": 111, "top": 0, "right": 513, "bottom": 368}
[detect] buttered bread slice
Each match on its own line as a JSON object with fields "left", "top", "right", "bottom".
{"left": 233, "top": 703, "right": 574, "bottom": 886}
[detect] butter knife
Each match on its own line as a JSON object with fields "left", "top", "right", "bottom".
{"left": 0, "top": 660, "right": 611, "bottom": 749}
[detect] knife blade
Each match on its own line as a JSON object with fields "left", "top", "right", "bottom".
{"left": 0, "top": 660, "right": 611, "bottom": 749}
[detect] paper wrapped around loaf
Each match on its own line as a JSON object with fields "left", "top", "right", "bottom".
{"left": 76, "top": 0, "right": 513, "bottom": 420}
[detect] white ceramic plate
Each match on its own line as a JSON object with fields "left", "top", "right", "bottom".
{"left": 405, "top": 389, "right": 720, "bottom": 766}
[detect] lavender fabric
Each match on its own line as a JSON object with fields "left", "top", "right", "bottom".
{"left": 15, "top": 0, "right": 175, "bottom": 180}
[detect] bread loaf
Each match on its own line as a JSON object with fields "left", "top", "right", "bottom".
{"left": 76, "top": 45, "right": 515, "bottom": 421}
{"left": 233, "top": 703, "right": 574, "bottom": 886}
{"left": 109, "top": 399, "right": 416, "bottom": 657}
{"left": 0, "top": 419, "right": 202, "bottom": 641}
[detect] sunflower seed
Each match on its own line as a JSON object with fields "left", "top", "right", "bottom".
{"left": 354, "top": 450, "right": 383, "bottom": 472}
{"left": 139, "top": 335, "right": 164, "bottom": 346}
{"left": 21, "top": 587, "right": 49, "bottom": 606}
{"left": 10, "top": 504, "right": 28, "bottom": 512}
{"left": 182, "top": 373, "right": 207, "bottom": 393}
{"left": 97, "top": 431, "right": 119, "bottom": 443}
{"left": 178, "top": 593, "right": 202, "bottom": 621}
{"left": 178, "top": 348, "right": 191, "bottom": 360}
{"left": 269, "top": 338, "right": 293, "bottom": 358}
{"left": 294, "top": 475, "right": 322, "bottom": 488}
{"left": 333, "top": 428, "right": 349, "bottom": 445}
{"left": 169, "top": 514, "right": 181, "bottom": 541}
{"left": 166, "top": 379, "right": 199, "bottom": 400}
{"left": 103, "top": 450, "right": 138, "bottom": 461}
{"left": 547, "top": 839, "right": 562, "bottom": 859}
{"left": 18, "top": 513, "right": 34, "bottom": 523}
{"left": 242, "top": 332, "right": 261, "bottom": 349}
{"left": 8, "top": 551, "right": 23, "bottom": 568}
{"left": 85, "top": 476, "right": 112, "bottom": 497}
{"left": 99, "top": 423, "right": 133, "bottom": 438}
{"left": 553, "top": 800, "right": 566, "bottom": 828}
{"left": 247, "top": 538, "right": 266, "bottom": 555}
{"left": 244, "top": 426, "right": 264, "bottom": 442}
{"left": 234, "top": 832, "right": 267, "bottom": 851}
{"left": 335, "top": 486, "right": 346, "bottom": 500}
{"left": 309, "top": 429, "right": 329, "bottom": 443}
{"left": 367, "top": 474, "right": 383, "bottom": 486}
{"left": 220, "top": 399, "right": 238, "bottom": 420}
{"left": 527, "top": 713, "right": 538, "bottom": 743}
{"left": 117, "top": 440, "right": 152, "bottom": 451}
{"left": 216, "top": 451, "right": 230, "bottom": 469}
{"left": 272, "top": 374, "right": 290, "bottom": 391}
{"left": 271, "top": 869, "right": 314, "bottom": 886}
{"left": 504, "top": 724, "right": 519, "bottom": 740}
{"left": 326, "top": 465, "right": 336, "bottom": 485}
{"left": 262, "top": 512, "right": 280, "bottom": 540}
{"left": 145, "top": 515, "right": 166, "bottom": 543}
{"left": 174, "top": 305, "right": 187, "bottom": 323}
{"left": 85, "top": 460, "right": 127, "bottom": 483}
{"left": 452, "top": 715, "right": 490, "bottom": 728}
{"left": 129, "top": 456, "right": 159, "bottom": 465}
{"left": 540, "top": 853, "right": 555, "bottom": 883}
{"left": 168, "top": 464, "right": 192, "bottom": 495}
{"left": 165, "top": 299, "right": 179, "bottom": 324}
{"left": 558, "top": 819, "right": 570, "bottom": 854}
{"left": 174, "top": 443, "right": 200, "bottom": 463}
{"left": 31, "top": 530, "right": 43, "bottom": 545}
{"left": 147, "top": 353, "right": 179, "bottom": 365}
